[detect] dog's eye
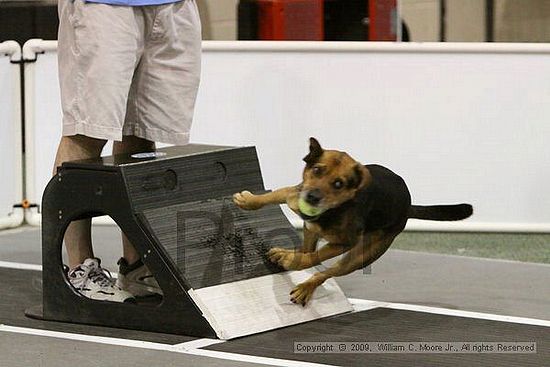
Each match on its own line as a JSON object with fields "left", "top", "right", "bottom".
{"left": 312, "top": 166, "right": 323, "bottom": 176}
{"left": 333, "top": 179, "right": 344, "bottom": 190}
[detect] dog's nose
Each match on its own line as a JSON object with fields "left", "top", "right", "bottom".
{"left": 306, "top": 190, "right": 322, "bottom": 206}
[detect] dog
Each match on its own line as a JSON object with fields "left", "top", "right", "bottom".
{"left": 233, "top": 138, "right": 472, "bottom": 306}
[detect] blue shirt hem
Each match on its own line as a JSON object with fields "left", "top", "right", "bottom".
{"left": 85, "top": 0, "right": 180, "bottom": 6}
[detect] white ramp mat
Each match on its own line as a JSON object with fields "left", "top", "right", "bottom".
{"left": 189, "top": 269, "right": 352, "bottom": 340}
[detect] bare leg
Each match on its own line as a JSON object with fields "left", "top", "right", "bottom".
{"left": 53, "top": 135, "right": 107, "bottom": 269}
{"left": 112, "top": 135, "right": 155, "bottom": 265}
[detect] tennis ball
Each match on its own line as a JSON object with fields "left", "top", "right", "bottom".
{"left": 298, "top": 198, "right": 325, "bottom": 217}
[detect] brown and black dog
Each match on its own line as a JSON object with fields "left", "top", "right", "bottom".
{"left": 233, "top": 138, "right": 472, "bottom": 306}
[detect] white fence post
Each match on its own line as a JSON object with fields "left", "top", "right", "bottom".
{"left": 0, "top": 41, "right": 24, "bottom": 230}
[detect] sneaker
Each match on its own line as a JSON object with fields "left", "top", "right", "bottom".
{"left": 68, "top": 258, "right": 135, "bottom": 303}
{"left": 116, "top": 258, "right": 163, "bottom": 298}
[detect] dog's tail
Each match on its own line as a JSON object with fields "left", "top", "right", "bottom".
{"left": 408, "top": 204, "right": 473, "bottom": 221}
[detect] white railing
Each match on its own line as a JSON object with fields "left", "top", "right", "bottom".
{"left": 22, "top": 40, "right": 550, "bottom": 232}
{"left": 0, "top": 41, "right": 24, "bottom": 230}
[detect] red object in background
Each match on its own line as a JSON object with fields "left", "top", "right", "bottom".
{"left": 257, "top": 0, "right": 324, "bottom": 40}
{"left": 239, "top": 0, "right": 399, "bottom": 42}
{"left": 369, "top": 0, "right": 398, "bottom": 41}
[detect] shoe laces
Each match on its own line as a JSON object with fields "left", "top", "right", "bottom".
{"left": 88, "top": 267, "right": 115, "bottom": 288}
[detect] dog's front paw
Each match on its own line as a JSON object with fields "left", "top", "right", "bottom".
{"left": 290, "top": 281, "right": 318, "bottom": 306}
{"left": 233, "top": 190, "right": 263, "bottom": 210}
{"left": 267, "top": 247, "right": 311, "bottom": 270}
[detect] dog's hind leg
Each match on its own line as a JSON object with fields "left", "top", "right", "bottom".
{"left": 290, "top": 232, "right": 396, "bottom": 306}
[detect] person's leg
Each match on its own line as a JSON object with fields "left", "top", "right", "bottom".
{"left": 58, "top": 0, "right": 143, "bottom": 265}
{"left": 53, "top": 134, "right": 106, "bottom": 269}
{"left": 56, "top": 0, "right": 145, "bottom": 302}
{"left": 54, "top": 135, "right": 153, "bottom": 269}
{"left": 114, "top": 1, "right": 201, "bottom": 297}
{"left": 112, "top": 135, "right": 154, "bottom": 265}
{"left": 122, "top": 0, "right": 202, "bottom": 146}
{"left": 112, "top": 135, "right": 163, "bottom": 297}
{"left": 52, "top": 135, "right": 134, "bottom": 302}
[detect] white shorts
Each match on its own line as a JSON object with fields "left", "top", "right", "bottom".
{"left": 58, "top": 0, "right": 202, "bottom": 144}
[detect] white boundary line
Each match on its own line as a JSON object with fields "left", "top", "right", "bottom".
{"left": 348, "top": 298, "right": 550, "bottom": 327}
{"left": 0, "top": 324, "right": 176, "bottom": 352}
{"left": 185, "top": 348, "right": 340, "bottom": 367}
{"left": 0, "top": 324, "right": 338, "bottom": 367}
{"left": 0, "top": 261, "right": 42, "bottom": 271}
{"left": 174, "top": 338, "right": 225, "bottom": 350}
{"left": 0, "top": 298, "right": 548, "bottom": 366}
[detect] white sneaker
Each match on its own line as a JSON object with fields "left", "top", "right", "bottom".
{"left": 116, "top": 258, "right": 163, "bottom": 298}
{"left": 68, "top": 258, "right": 135, "bottom": 303}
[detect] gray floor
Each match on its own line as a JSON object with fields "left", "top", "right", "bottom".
{"left": 1, "top": 225, "right": 549, "bottom": 320}
{"left": 338, "top": 250, "right": 550, "bottom": 320}
{"left": 1, "top": 225, "right": 549, "bottom": 367}
{"left": 0, "top": 332, "right": 266, "bottom": 367}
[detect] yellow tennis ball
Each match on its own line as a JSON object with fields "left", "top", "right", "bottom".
{"left": 298, "top": 198, "right": 325, "bottom": 217}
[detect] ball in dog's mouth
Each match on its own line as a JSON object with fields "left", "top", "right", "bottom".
{"left": 298, "top": 197, "right": 326, "bottom": 217}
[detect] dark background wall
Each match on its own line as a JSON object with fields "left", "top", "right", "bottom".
{"left": 0, "top": 1, "right": 58, "bottom": 44}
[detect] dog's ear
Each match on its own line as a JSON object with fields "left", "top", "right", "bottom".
{"left": 303, "top": 137, "right": 323, "bottom": 165}
{"left": 347, "top": 164, "right": 364, "bottom": 189}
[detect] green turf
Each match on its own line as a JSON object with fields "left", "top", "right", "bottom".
{"left": 297, "top": 230, "right": 550, "bottom": 264}
{"left": 393, "top": 232, "right": 550, "bottom": 264}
